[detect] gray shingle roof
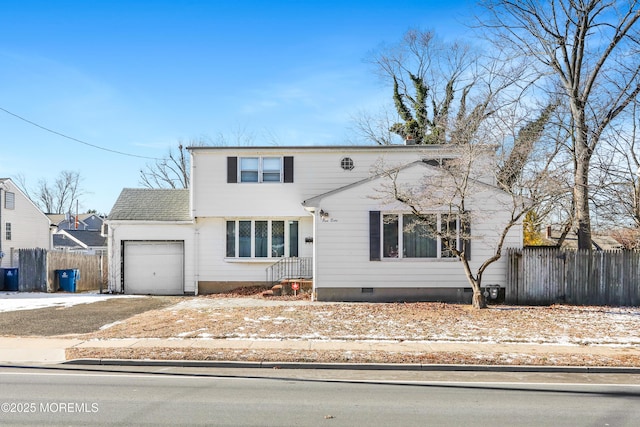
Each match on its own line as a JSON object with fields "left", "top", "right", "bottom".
{"left": 107, "top": 188, "right": 191, "bottom": 221}
{"left": 64, "top": 230, "right": 107, "bottom": 247}
{"left": 53, "top": 234, "right": 79, "bottom": 249}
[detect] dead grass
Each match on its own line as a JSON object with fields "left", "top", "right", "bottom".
{"left": 65, "top": 288, "right": 640, "bottom": 366}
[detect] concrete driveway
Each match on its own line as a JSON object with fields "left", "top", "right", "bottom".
{"left": 0, "top": 295, "right": 180, "bottom": 336}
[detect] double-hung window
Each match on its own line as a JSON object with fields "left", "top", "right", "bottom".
{"left": 226, "top": 219, "right": 299, "bottom": 258}
{"left": 239, "top": 157, "right": 282, "bottom": 183}
{"left": 5, "top": 222, "right": 12, "bottom": 241}
{"left": 381, "top": 213, "right": 460, "bottom": 259}
{"left": 228, "top": 156, "right": 294, "bottom": 183}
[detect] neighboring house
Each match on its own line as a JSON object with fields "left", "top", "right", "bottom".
{"left": 52, "top": 229, "right": 107, "bottom": 255}
{"left": 106, "top": 145, "right": 523, "bottom": 301}
{"left": 48, "top": 213, "right": 104, "bottom": 232}
{"left": 540, "top": 226, "right": 624, "bottom": 251}
{"left": 0, "top": 178, "right": 52, "bottom": 269}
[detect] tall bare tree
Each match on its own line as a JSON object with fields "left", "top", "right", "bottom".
{"left": 590, "top": 99, "right": 640, "bottom": 234}
{"left": 480, "top": 0, "right": 640, "bottom": 250}
{"left": 140, "top": 132, "right": 263, "bottom": 189}
{"left": 362, "top": 29, "right": 479, "bottom": 145}
{"left": 375, "top": 141, "right": 562, "bottom": 308}
{"left": 22, "top": 170, "right": 84, "bottom": 214}
{"left": 140, "top": 142, "right": 192, "bottom": 189}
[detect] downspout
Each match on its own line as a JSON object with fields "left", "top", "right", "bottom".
{"left": 108, "top": 223, "right": 118, "bottom": 293}
{"left": 306, "top": 208, "right": 317, "bottom": 301}
{"left": 194, "top": 221, "right": 199, "bottom": 296}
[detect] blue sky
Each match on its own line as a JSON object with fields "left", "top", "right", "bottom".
{"left": 0, "top": 0, "right": 475, "bottom": 214}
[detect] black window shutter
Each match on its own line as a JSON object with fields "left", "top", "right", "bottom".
{"left": 369, "top": 211, "right": 381, "bottom": 261}
{"left": 283, "top": 156, "right": 294, "bottom": 183}
{"left": 227, "top": 157, "right": 237, "bottom": 183}
{"left": 462, "top": 212, "right": 471, "bottom": 260}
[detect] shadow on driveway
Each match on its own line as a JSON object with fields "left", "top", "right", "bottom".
{"left": 0, "top": 296, "right": 181, "bottom": 336}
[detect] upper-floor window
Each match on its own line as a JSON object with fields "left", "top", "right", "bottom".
{"left": 239, "top": 157, "right": 283, "bottom": 182}
{"left": 5, "top": 222, "right": 11, "bottom": 241}
{"left": 4, "top": 192, "right": 15, "bottom": 209}
{"left": 228, "top": 156, "right": 294, "bottom": 183}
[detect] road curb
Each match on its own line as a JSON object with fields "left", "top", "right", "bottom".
{"left": 63, "top": 358, "right": 640, "bottom": 374}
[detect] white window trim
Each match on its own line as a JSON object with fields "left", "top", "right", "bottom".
{"left": 381, "top": 213, "right": 460, "bottom": 260}
{"left": 238, "top": 157, "right": 283, "bottom": 183}
{"left": 226, "top": 219, "right": 296, "bottom": 259}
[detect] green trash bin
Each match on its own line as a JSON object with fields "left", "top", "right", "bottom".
{"left": 57, "top": 269, "right": 78, "bottom": 292}
{"left": 2, "top": 268, "right": 18, "bottom": 291}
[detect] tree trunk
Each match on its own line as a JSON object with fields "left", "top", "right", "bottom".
{"left": 472, "top": 289, "right": 487, "bottom": 309}
{"left": 574, "top": 138, "right": 593, "bottom": 250}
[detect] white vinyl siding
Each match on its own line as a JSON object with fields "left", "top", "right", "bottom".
{"left": 193, "top": 147, "right": 475, "bottom": 218}
{"left": 0, "top": 181, "right": 50, "bottom": 269}
{"left": 310, "top": 164, "right": 521, "bottom": 290}
{"left": 190, "top": 217, "right": 312, "bottom": 284}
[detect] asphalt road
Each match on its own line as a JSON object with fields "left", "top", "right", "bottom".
{"left": 1, "top": 367, "right": 639, "bottom": 426}
{"left": 0, "top": 296, "right": 180, "bottom": 336}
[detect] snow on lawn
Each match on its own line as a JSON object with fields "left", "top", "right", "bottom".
{"left": 87, "top": 296, "right": 640, "bottom": 348}
{"left": 0, "top": 291, "right": 143, "bottom": 313}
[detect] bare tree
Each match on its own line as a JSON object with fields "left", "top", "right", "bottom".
{"left": 140, "top": 132, "right": 265, "bottom": 189}
{"left": 372, "top": 69, "right": 564, "bottom": 307}
{"left": 375, "top": 141, "right": 562, "bottom": 308}
{"left": 24, "top": 170, "right": 84, "bottom": 214}
{"left": 140, "top": 142, "right": 192, "bottom": 189}
{"left": 360, "top": 29, "right": 479, "bottom": 145}
{"left": 350, "top": 108, "right": 403, "bottom": 146}
{"left": 588, "top": 98, "right": 640, "bottom": 231}
{"left": 480, "top": 0, "right": 640, "bottom": 250}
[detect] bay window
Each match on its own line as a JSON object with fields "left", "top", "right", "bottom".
{"left": 226, "top": 219, "right": 299, "bottom": 258}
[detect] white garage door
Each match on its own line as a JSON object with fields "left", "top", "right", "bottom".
{"left": 124, "top": 241, "right": 184, "bottom": 295}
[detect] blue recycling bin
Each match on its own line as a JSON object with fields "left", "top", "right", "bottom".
{"left": 57, "top": 269, "right": 79, "bottom": 292}
{"left": 2, "top": 268, "right": 18, "bottom": 291}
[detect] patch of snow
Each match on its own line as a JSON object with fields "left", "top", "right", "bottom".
{"left": 0, "top": 291, "right": 143, "bottom": 313}
{"left": 197, "top": 333, "right": 214, "bottom": 338}
{"left": 100, "top": 320, "right": 123, "bottom": 330}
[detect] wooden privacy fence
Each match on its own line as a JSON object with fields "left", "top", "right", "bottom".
{"left": 506, "top": 248, "right": 640, "bottom": 306}
{"left": 16, "top": 248, "right": 107, "bottom": 292}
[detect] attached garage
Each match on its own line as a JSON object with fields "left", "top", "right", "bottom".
{"left": 123, "top": 241, "right": 184, "bottom": 295}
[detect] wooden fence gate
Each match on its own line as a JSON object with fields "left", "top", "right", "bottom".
{"left": 506, "top": 248, "right": 640, "bottom": 306}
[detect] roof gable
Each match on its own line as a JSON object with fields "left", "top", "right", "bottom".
{"left": 302, "top": 160, "right": 513, "bottom": 208}
{"left": 107, "top": 188, "right": 191, "bottom": 221}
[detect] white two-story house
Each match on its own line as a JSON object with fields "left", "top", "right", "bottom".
{"left": 106, "top": 145, "right": 523, "bottom": 301}
{"left": 0, "top": 178, "right": 52, "bottom": 269}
